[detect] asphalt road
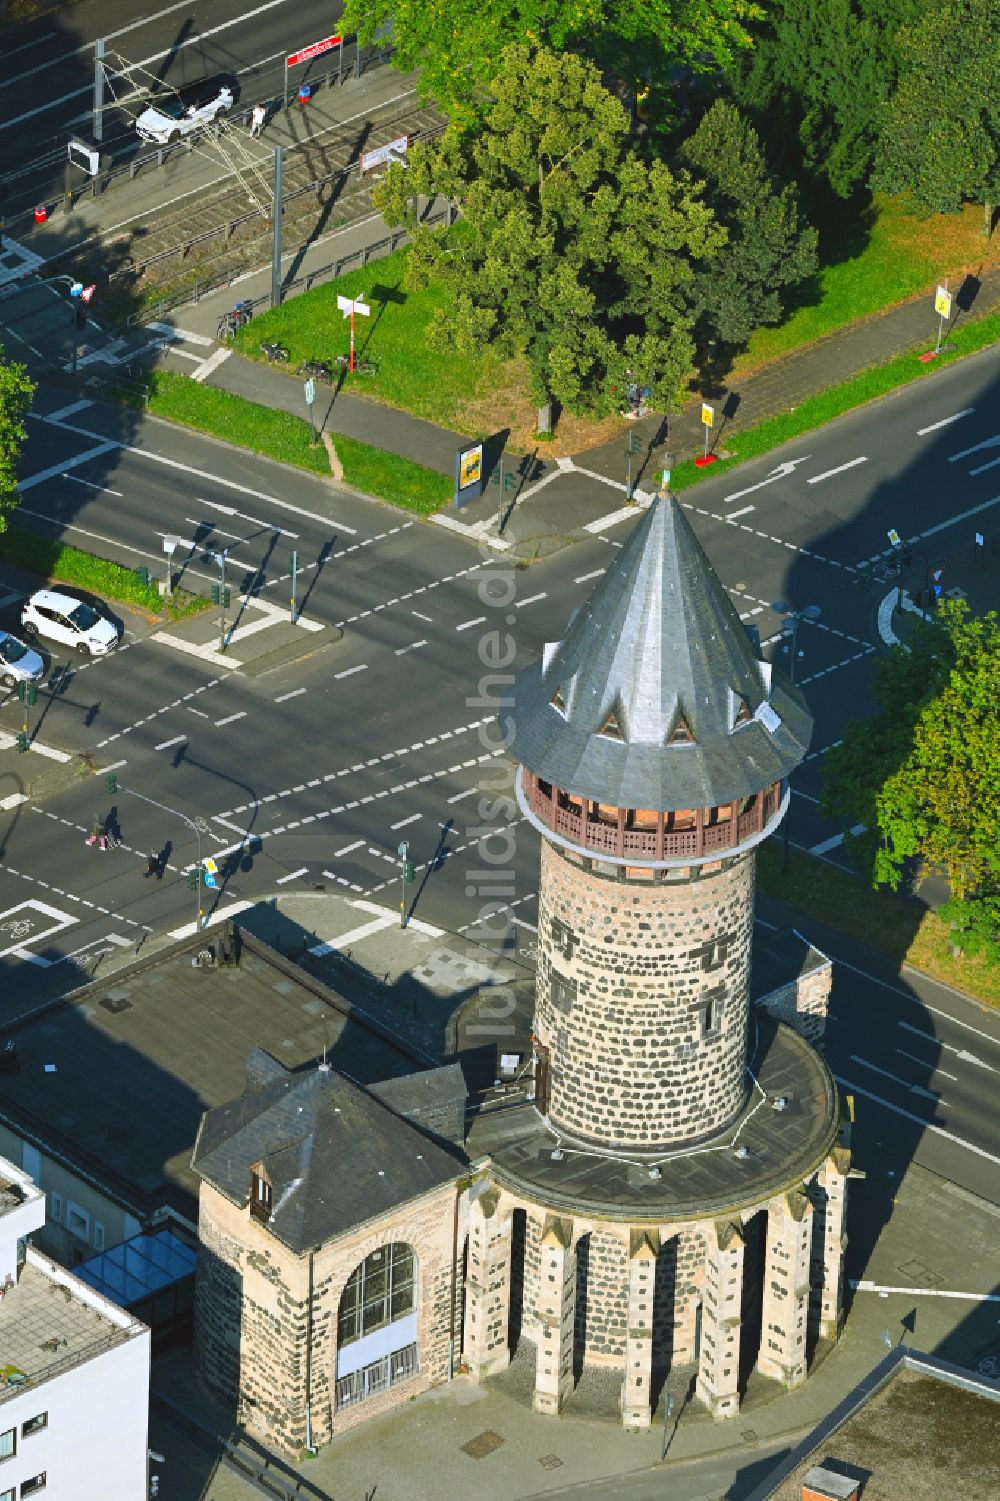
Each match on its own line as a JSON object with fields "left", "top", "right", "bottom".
{"left": 0, "top": 0, "right": 349, "bottom": 191}
{"left": 3, "top": 340, "right": 1000, "bottom": 1212}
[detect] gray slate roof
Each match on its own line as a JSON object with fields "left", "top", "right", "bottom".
{"left": 510, "top": 497, "right": 812, "bottom": 810}
{"left": 191, "top": 1057, "right": 464, "bottom": 1254}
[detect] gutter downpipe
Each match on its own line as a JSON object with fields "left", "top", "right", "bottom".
{"left": 448, "top": 1185, "right": 462, "bottom": 1380}
{"left": 305, "top": 1249, "right": 317, "bottom": 1454}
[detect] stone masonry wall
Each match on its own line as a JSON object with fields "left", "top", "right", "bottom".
{"left": 756, "top": 960, "right": 832, "bottom": 1048}
{"left": 194, "top": 1178, "right": 464, "bottom": 1453}
{"left": 534, "top": 840, "right": 755, "bottom": 1147}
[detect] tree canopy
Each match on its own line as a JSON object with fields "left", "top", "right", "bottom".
{"left": 0, "top": 348, "right": 33, "bottom": 529}
{"left": 375, "top": 44, "right": 724, "bottom": 425}
{"left": 822, "top": 601, "right": 1000, "bottom": 957}
{"left": 341, "top": 0, "right": 762, "bottom": 119}
{"left": 873, "top": 0, "right": 1000, "bottom": 222}
{"left": 678, "top": 99, "right": 817, "bottom": 347}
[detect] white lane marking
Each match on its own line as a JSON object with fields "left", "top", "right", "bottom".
{"left": 215, "top": 712, "right": 247, "bottom": 727}
{"left": 0, "top": 793, "right": 28, "bottom": 811}
{"left": 834, "top": 1074, "right": 1000, "bottom": 1168}
{"left": 213, "top": 815, "right": 250, "bottom": 835}
{"left": 896, "top": 1048, "right": 958, "bottom": 1082}
{"left": 807, "top": 456, "right": 867, "bottom": 485}
{"left": 390, "top": 814, "right": 421, "bottom": 831}
{"left": 0, "top": 898, "right": 76, "bottom": 959}
{"left": 37, "top": 413, "right": 358, "bottom": 532}
{"left": 574, "top": 569, "right": 605, "bottom": 584}
{"left": 0, "top": 729, "right": 70, "bottom": 763}
{"left": 192, "top": 346, "right": 234, "bottom": 384}
{"left": 0, "top": 0, "right": 295, "bottom": 127}
{"left": 446, "top": 788, "right": 478, "bottom": 804}
{"left": 275, "top": 867, "right": 309, "bottom": 885}
{"left": 917, "top": 409, "right": 974, "bottom": 436}
{"left": 849, "top": 1054, "right": 940, "bottom": 1102}
{"left": 583, "top": 505, "right": 640, "bottom": 533}
{"left": 827, "top": 954, "right": 1000, "bottom": 1047}
{"left": 148, "top": 323, "right": 214, "bottom": 347}
{"left": 431, "top": 512, "right": 513, "bottom": 550}
{"left": 411, "top": 610, "right": 433, "bottom": 622}
{"left": 102, "top": 759, "right": 128, "bottom": 772}
{"left": 723, "top": 457, "right": 812, "bottom": 503}
{"left": 151, "top": 633, "right": 243, "bottom": 668}
{"left": 350, "top": 898, "right": 444, "bottom": 938}
{"left": 274, "top": 688, "right": 306, "bottom": 703}
{"left": 809, "top": 823, "right": 865, "bottom": 854}
{"left": 186, "top": 707, "right": 210, "bottom": 718}
{"left": 46, "top": 400, "right": 92, "bottom": 423}
{"left": 395, "top": 640, "right": 427, "bottom": 655}
{"left": 332, "top": 840, "right": 365, "bottom": 857}
{"left": 899, "top": 1020, "right": 1000, "bottom": 1073}
{"left": 170, "top": 900, "right": 257, "bottom": 941}
{"left": 308, "top": 915, "right": 397, "bottom": 954}
{"left": 335, "top": 665, "right": 368, "bottom": 679}
{"left": 456, "top": 616, "right": 487, "bottom": 631}
{"left": 853, "top": 1281, "right": 1000, "bottom": 1301}
{"left": 514, "top": 593, "right": 546, "bottom": 609}
{"left": 918, "top": 493, "right": 1000, "bottom": 539}
{"left": 63, "top": 473, "right": 124, "bottom": 496}
{"left": 727, "top": 505, "right": 754, "bottom": 519}
{"left": 154, "top": 735, "right": 187, "bottom": 751}
{"left": 947, "top": 435, "right": 1000, "bottom": 464}
{"left": 18, "top": 441, "right": 118, "bottom": 492}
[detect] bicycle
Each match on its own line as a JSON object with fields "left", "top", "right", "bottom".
{"left": 297, "top": 358, "right": 334, "bottom": 382}
{"left": 217, "top": 300, "right": 254, "bottom": 340}
{"left": 335, "top": 355, "right": 378, "bottom": 375}
{"left": 260, "top": 340, "right": 289, "bottom": 364}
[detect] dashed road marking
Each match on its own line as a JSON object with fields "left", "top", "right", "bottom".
{"left": 335, "top": 664, "right": 368, "bottom": 679}
{"left": 456, "top": 616, "right": 487, "bottom": 631}
{"left": 154, "top": 735, "right": 187, "bottom": 751}
{"left": 215, "top": 712, "right": 246, "bottom": 727}
{"left": 395, "top": 640, "right": 427, "bottom": 655}
{"left": 807, "top": 456, "right": 867, "bottom": 485}
{"left": 274, "top": 687, "right": 306, "bottom": 703}
{"left": 275, "top": 867, "right": 309, "bottom": 885}
{"left": 917, "top": 409, "right": 973, "bottom": 436}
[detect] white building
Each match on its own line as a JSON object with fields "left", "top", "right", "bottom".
{"left": 0, "top": 1158, "right": 150, "bottom": 1500}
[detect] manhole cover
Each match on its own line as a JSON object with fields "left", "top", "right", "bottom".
{"left": 742, "top": 1429, "right": 759, "bottom": 1441}
{"left": 538, "top": 1454, "right": 563, "bottom": 1470}
{"left": 461, "top": 1431, "right": 505, "bottom": 1460}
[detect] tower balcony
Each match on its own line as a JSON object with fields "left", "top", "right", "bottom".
{"left": 518, "top": 768, "right": 785, "bottom": 868}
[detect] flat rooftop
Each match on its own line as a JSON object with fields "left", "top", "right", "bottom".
{"left": 0, "top": 1255, "right": 137, "bottom": 1400}
{"left": 767, "top": 1365, "right": 1000, "bottom": 1501}
{"left": 0, "top": 929, "right": 420, "bottom": 1219}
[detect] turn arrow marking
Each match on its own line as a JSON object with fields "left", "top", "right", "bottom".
{"left": 723, "top": 457, "right": 812, "bottom": 504}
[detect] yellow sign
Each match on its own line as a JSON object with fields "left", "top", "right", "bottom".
{"left": 459, "top": 443, "right": 483, "bottom": 490}
{"left": 934, "top": 285, "right": 952, "bottom": 319}
{"left": 701, "top": 402, "right": 715, "bottom": 428}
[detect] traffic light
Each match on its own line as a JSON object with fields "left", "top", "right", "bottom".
{"left": 15, "top": 732, "right": 27, "bottom": 754}
{"left": 14, "top": 682, "right": 24, "bottom": 702}
{"left": 135, "top": 566, "right": 149, "bottom": 586}
{"left": 187, "top": 868, "right": 200, "bottom": 890}
{"left": 210, "top": 585, "right": 231, "bottom": 607}
{"left": 106, "top": 772, "right": 118, "bottom": 795}
{"left": 404, "top": 861, "right": 416, "bottom": 883}
{"left": 25, "top": 684, "right": 37, "bottom": 707}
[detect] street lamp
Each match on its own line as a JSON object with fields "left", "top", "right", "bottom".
{"left": 770, "top": 601, "right": 821, "bottom": 870}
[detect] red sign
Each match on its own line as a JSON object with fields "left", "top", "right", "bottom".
{"left": 286, "top": 34, "right": 341, "bottom": 68}
{"left": 80, "top": 284, "right": 96, "bottom": 303}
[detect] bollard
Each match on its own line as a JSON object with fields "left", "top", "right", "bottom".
{"left": 34, "top": 204, "right": 48, "bottom": 225}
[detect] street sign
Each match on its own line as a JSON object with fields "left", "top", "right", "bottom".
{"left": 80, "top": 284, "right": 95, "bottom": 303}
{"left": 887, "top": 528, "right": 901, "bottom": 547}
{"left": 701, "top": 402, "right": 715, "bottom": 428}
{"left": 931, "top": 565, "right": 944, "bottom": 582}
{"left": 69, "top": 282, "right": 83, "bottom": 298}
{"left": 203, "top": 858, "right": 218, "bottom": 889}
{"left": 304, "top": 378, "right": 316, "bottom": 405}
{"left": 162, "top": 535, "right": 181, "bottom": 555}
{"left": 68, "top": 139, "right": 100, "bottom": 176}
{"left": 287, "top": 34, "right": 341, "bottom": 67}
{"left": 337, "top": 294, "right": 371, "bottom": 319}
{"left": 975, "top": 531, "right": 985, "bottom": 546}
{"left": 934, "top": 285, "right": 952, "bottom": 320}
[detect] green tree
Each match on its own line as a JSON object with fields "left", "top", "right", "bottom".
{"left": 678, "top": 99, "right": 817, "bottom": 348}
{"left": 822, "top": 601, "right": 1000, "bottom": 956}
{"left": 727, "top": 0, "right": 930, "bottom": 199}
{"left": 873, "top": 0, "right": 1000, "bottom": 230}
{"left": 376, "top": 45, "right": 724, "bottom": 430}
{"left": 342, "top": 0, "right": 762, "bottom": 120}
{"left": 0, "top": 347, "right": 33, "bottom": 528}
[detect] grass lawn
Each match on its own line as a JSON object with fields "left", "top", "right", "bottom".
{"left": 758, "top": 842, "right": 1000, "bottom": 1009}
{"left": 145, "top": 371, "right": 452, "bottom": 513}
{"left": 734, "top": 193, "right": 995, "bottom": 374}
{"left": 0, "top": 526, "right": 205, "bottom": 618}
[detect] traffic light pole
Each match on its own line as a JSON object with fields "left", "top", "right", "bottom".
{"left": 105, "top": 777, "right": 204, "bottom": 930}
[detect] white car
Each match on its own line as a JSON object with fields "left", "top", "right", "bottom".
{"left": 0, "top": 630, "right": 45, "bottom": 687}
{"left": 135, "top": 75, "right": 235, "bottom": 145}
{"left": 21, "top": 589, "right": 121, "bottom": 657}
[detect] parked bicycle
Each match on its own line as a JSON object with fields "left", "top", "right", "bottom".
{"left": 335, "top": 355, "right": 378, "bottom": 374}
{"left": 260, "top": 340, "right": 289, "bottom": 364}
{"left": 297, "top": 358, "right": 334, "bottom": 382}
{"left": 217, "top": 300, "right": 254, "bottom": 340}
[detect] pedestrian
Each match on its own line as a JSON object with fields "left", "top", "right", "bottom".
{"left": 85, "top": 817, "right": 108, "bottom": 852}
{"left": 143, "top": 850, "right": 159, "bottom": 879}
{"left": 250, "top": 103, "right": 266, "bottom": 139}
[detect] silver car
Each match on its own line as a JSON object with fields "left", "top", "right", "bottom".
{"left": 0, "top": 630, "right": 44, "bottom": 688}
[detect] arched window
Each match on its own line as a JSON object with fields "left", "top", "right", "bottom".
{"left": 337, "top": 1243, "right": 416, "bottom": 1348}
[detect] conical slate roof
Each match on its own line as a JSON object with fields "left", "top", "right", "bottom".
{"left": 510, "top": 497, "right": 812, "bottom": 811}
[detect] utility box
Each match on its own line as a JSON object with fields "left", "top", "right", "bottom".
{"left": 801, "top": 1466, "right": 860, "bottom": 1501}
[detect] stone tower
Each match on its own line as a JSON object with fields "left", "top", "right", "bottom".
{"left": 464, "top": 496, "right": 854, "bottom": 1425}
